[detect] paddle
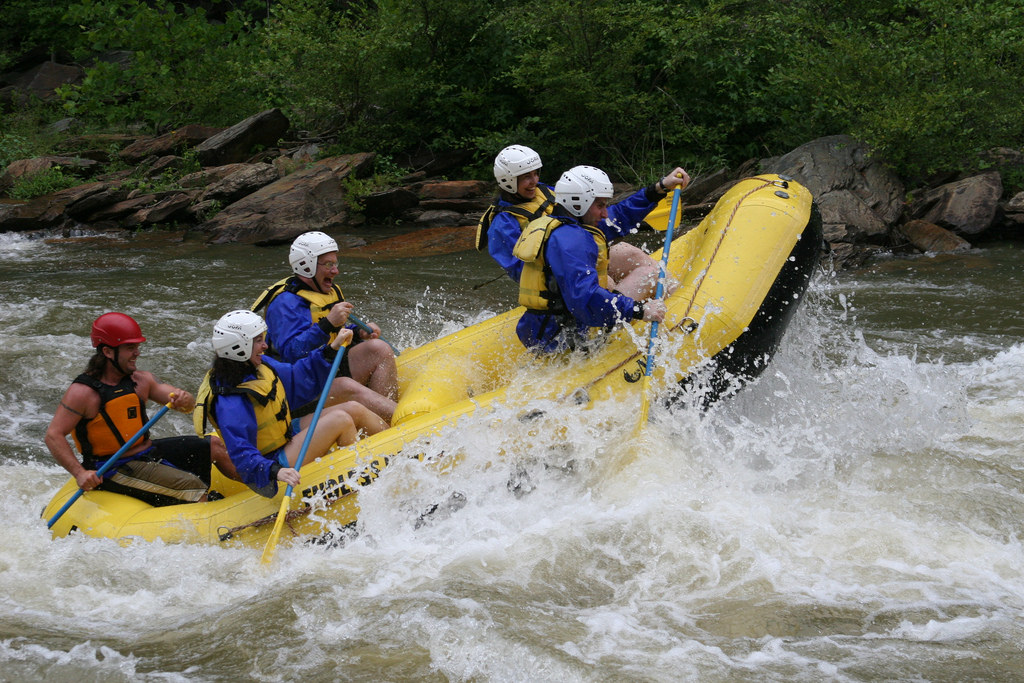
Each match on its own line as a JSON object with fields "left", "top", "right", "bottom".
{"left": 47, "top": 396, "right": 175, "bottom": 529}
{"left": 260, "top": 343, "right": 347, "bottom": 564}
{"left": 636, "top": 183, "right": 683, "bottom": 429}
{"left": 640, "top": 193, "right": 681, "bottom": 232}
{"left": 348, "top": 313, "right": 400, "bottom": 357}
{"left": 471, "top": 273, "right": 505, "bottom": 291}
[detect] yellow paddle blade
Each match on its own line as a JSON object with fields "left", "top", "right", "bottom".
{"left": 642, "top": 195, "right": 674, "bottom": 232}
{"left": 260, "top": 492, "right": 292, "bottom": 564}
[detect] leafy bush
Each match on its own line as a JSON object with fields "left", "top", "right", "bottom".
{"left": 0, "top": 132, "right": 34, "bottom": 174}
{"left": 0, "top": 105, "right": 68, "bottom": 174}
{"left": 8, "top": 165, "right": 81, "bottom": 199}
{"left": 60, "top": 0, "right": 262, "bottom": 129}
{"left": 766, "top": 0, "right": 1024, "bottom": 178}
{"left": 339, "top": 155, "right": 410, "bottom": 211}
{"left": 1, "top": 0, "right": 1019, "bottom": 183}
{"left": 0, "top": 1, "right": 79, "bottom": 72}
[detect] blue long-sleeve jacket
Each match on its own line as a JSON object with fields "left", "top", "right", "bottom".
{"left": 516, "top": 186, "right": 662, "bottom": 352}
{"left": 487, "top": 182, "right": 557, "bottom": 282}
{"left": 265, "top": 287, "right": 357, "bottom": 363}
{"left": 265, "top": 290, "right": 330, "bottom": 363}
{"left": 211, "top": 347, "right": 336, "bottom": 494}
{"left": 488, "top": 183, "right": 659, "bottom": 283}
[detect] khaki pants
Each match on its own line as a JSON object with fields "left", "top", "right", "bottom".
{"left": 107, "top": 459, "right": 207, "bottom": 504}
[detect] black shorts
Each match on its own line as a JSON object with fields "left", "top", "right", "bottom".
{"left": 291, "top": 352, "right": 352, "bottom": 417}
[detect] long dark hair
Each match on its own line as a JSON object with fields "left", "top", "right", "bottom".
{"left": 82, "top": 349, "right": 108, "bottom": 378}
{"left": 499, "top": 188, "right": 527, "bottom": 204}
{"left": 210, "top": 356, "right": 255, "bottom": 387}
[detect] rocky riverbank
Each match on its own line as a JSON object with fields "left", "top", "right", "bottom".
{"left": 2, "top": 104, "right": 1022, "bottom": 266}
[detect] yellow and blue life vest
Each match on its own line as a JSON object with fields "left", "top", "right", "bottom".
{"left": 251, "top": 276, "right": 346, "bottom": 344}
{"left": 195, "top": 365, "right": 292, "bottom": 455}
{"left": 475, "top": 185, "right": 556, "bottom": 252}
{"left": 513, "top": 216, "right": 609, "bottom": 312}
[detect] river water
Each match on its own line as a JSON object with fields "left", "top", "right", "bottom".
{"left": 0, "top": 228, "right": 1021, "bottom": 682}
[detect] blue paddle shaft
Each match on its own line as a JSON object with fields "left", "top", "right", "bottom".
{"left": 347, "top": 314, "right": 400, "bottom": 356}
{"left": 46, "top": 402, "right": 172, "bottom": 529}
{"left": 281, "top": 344, "right": 346, "bottom": 498}
{"left": 643, "top": 187, "right": 682, "bottom": 377}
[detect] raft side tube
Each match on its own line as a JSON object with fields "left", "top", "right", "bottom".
{"left": 677, "top": 200, "right": 824, "bottom": 407}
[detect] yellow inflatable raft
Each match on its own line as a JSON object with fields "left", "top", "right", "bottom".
{"left": 42, "top": 175, "right": 822, "bottom": 547}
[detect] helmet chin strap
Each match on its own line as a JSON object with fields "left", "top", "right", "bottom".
{"left": 106, "top": 345, "right": 129, "bottom": 376}
{"left": 305, "top": 273, "right": 329, "bottom": 295}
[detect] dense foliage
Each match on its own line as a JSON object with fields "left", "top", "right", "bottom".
{"left": 2, "top": 0, "right": 1023, "bottom": 182}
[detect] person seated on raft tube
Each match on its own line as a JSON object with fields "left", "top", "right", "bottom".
{"left": 478, "top": 144, "right": 686, "bottom": 302}
{"left": 252, "top": 231, "right": 398, "bottom": 424}
{"left": 201, "top": 309, "right": 387, "bottom": 498}
{"left": 43, "top": 312, "right": 229, "bottom": 506}
{"left": 515, "top": 165, "right": 686, "bottom": 353}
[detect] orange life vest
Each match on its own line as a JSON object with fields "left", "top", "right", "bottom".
{"left": 71, "top": 374, "right": 149, "bottom": 458}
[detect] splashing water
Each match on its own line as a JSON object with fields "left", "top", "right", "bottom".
{"left": 1, "top": 232, "right": 1022, "bottom": 680}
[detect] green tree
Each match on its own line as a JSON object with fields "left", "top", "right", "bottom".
{"left": 0, "top": 0, "right": 80, "bottom": 71}
{"left": 60, "top": 0, "right": 262, "bottom": 130}
{"left": 767, "top": 0, "right": 1024, "bottom": 178}
{"left": 3, "top": 0, "right": 1021, "bottom": 183}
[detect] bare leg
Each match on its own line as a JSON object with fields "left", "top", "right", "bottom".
{"left": 346, "top": 338, "right": 399, "bottom": 401}
{"left": 335, "top": 400, "right": 388, "bottom": 438}
{"left": 284, "top": 405, "right": 358, "bottom": 465}
{"left": 322, "top": 375, "right": 396, "bottom": 425}
{"left": 297, "top": 399, "right": 389, "bottom": 436}
{"left": 609, "top": 243, "right": 677, "bottom": 300}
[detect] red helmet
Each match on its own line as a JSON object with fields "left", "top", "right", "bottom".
{"left": 91, "top": 312, "right": 146, "bottom": 348}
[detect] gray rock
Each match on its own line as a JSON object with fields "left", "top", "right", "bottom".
{"left": 762, "top": 135, "right": 904, "bottom": 243}
{"left": 198, "top": 153, "right": 375, "bottom": 244}
{"left": 908, "top": 171, "right": 1002, "bottom": 235}
{"left": 119, "top": 124, "right": 224, "bottom": 163}
{"left": 199, "top": 163, "right": 279, "bottom": 204}
{"left": 196, "top": 109, "right": 290, "bottom": 166}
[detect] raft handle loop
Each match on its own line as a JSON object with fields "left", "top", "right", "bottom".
{"left": 570, "top": 388, "right": 590, "bottom": 405}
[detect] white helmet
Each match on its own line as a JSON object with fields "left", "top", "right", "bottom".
{"left": 555, "top": 165, "right": 614, "bottom": 217}
{"left": 212, "top": 309, "right": 267, "bottom": 361}
{"left": 289, "top": 231, "right": 339, "bottom": 278}
{"left": 493, "top": 144, "right": 542, "bottom": 193}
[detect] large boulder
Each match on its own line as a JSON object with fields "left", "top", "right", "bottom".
{"left": 64, "top": 182, "right": 129, "bottom": 219}
{"left": 1003, "top": 190, "right": 1024, "bottom": 229}
{"left": 0, "top": 156, "right": 100, "bottom": 195}
{"left": 195, "top": 109, "right": 290, "bottom": 166}
{"left": 417, "top": 180, "right": 490, "bottom": 199}
{"left": 198, "top": 163, "right": 280, "bottom": 204}
{"left": 342, "top": 225, "right": 476, "bottom": 258}
{"left": 197, "top": 153, "right": 375, "bottom": 244}
{"left": 907, "top": 171, "right": 1002, "bottom": 236}
{"left": 0, "top": 181, "right": 115, "bottom": 232}
{"left": 5, "top": 61, "right": 84, "bottom": 105}
{"left": 761, "top": 135, "right": 904, "bottom": 244}
{"left": 178, "top": 163, "right": 252, "bottom": 188}
{"left": 362, "top": 188, "right": 419, "bottom": 218}
{"left": 118, "top": 124, "right": 225, "bottom": 163}
{"left": 682, "top": 167, "right": 731, "bottom": 204}
{"left": 897, "top": 219, "right": 971, "bottom": 253}
{"left": 126, "top": 191, "right": 200, "bottom": 226}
